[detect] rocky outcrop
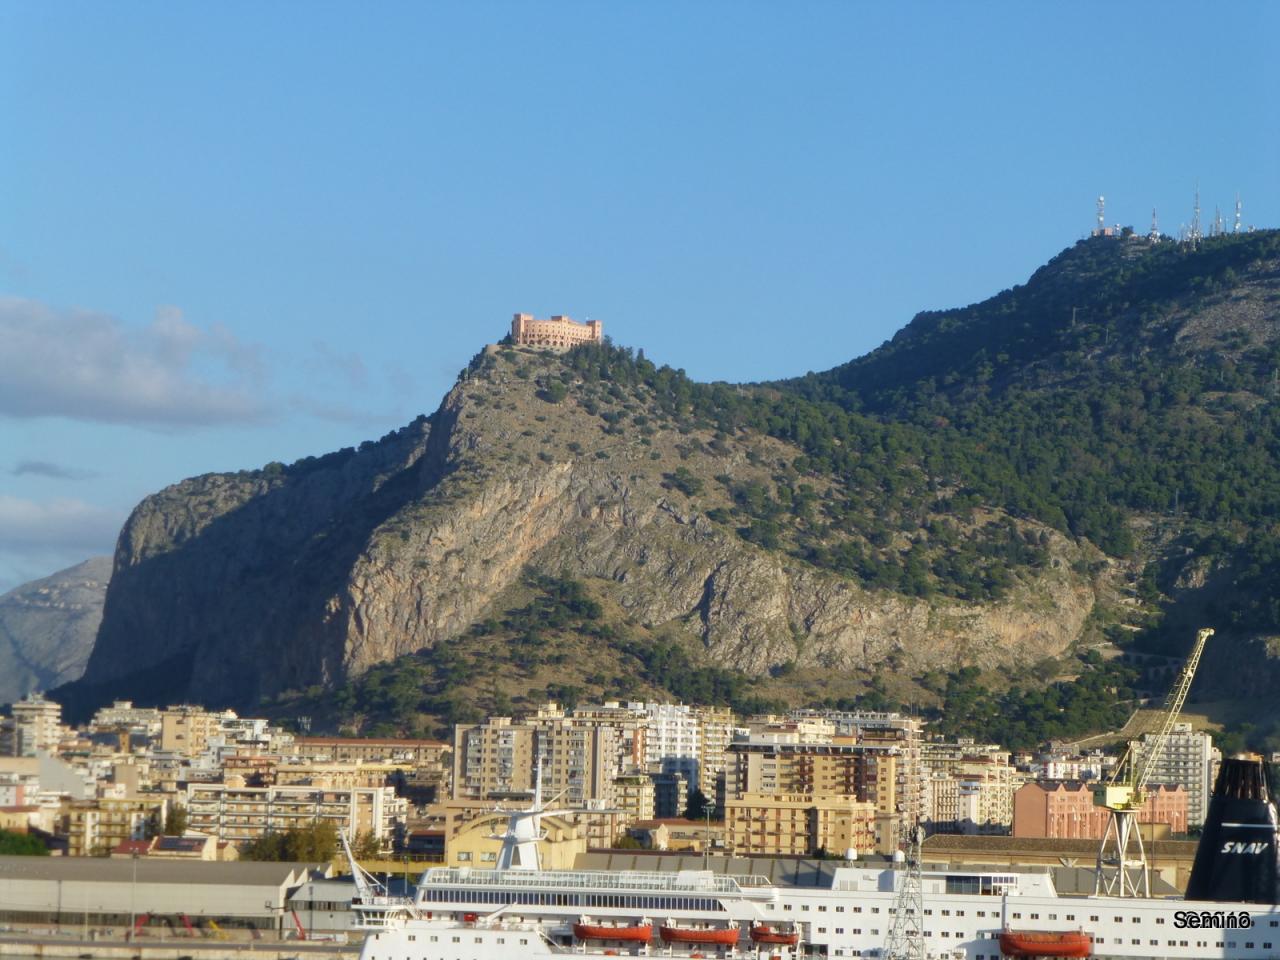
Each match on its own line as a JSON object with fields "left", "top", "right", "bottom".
{"left": 0, "top": 556, "right": 110, "bottom": 703}
{"left": 71, "top": 347, "right": 1103, "bottom": 713}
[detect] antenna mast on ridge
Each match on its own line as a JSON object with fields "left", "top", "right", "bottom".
{"left": 1235, "top": 194, "right": 1243, "bottom": 234}
{"left": 1189, "top": 183, "right": 1202, "bottom": 245}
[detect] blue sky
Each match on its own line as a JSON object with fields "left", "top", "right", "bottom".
{"left": 1, "top": 1, "right": 1277, "bottom": 591}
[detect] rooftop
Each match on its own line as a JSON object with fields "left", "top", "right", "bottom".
{"left": 0, "top": 855, "right": 328, "bottom": 887}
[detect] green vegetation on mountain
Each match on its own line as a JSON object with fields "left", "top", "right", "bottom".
{"left": 65, "top": 228, "right": 1280, "bottom": 752}
{"left": 269, "top": 573, "right": 785, "bottom": 738}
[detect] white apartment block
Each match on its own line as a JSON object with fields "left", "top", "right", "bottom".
{"left": 89, "top": 700, "right": 162, "bottom": 737}
{"left": 642, "top": 703, "right": 703, "bottom": 799}
{"left": 186, "top": 782, "right": 405, "bottom": 844}
{"left": 1134, "top": 722, "right": 1220, "bottom": 826}
{"left": 9, "top": 695, "right": 62, "bottom": 757}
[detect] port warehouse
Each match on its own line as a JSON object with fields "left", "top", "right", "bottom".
{"left": 0, "top": 856, "right": 348, "bottom": 935}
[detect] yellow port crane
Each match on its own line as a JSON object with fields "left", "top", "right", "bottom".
{"left": 1094, "top": 626, "right": 1214, "bottom": 897}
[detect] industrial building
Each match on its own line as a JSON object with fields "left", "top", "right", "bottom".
{"left": 0, "top": 855, "right": 333, "bottom": 935}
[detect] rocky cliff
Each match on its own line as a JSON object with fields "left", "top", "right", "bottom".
{"left": 67, "top": 232, "right": 1280, "bottom": 739}
{"left": 0, "top": 556, "right": 110, "bottom": 703}
{"left": 71, "top": 344, "right": 1103, "bottom": 714}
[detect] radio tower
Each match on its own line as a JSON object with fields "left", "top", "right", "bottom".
{"left": 1148, "top": 208, "right": 1160, "bottom": 241}
{"left": 1235, "top": 194, "right": 1243, "bottom": 233}
{"left": 1095, "top": 195, "right": 1106, "bottom": 235}
{"left": 883, "top": 826, "right": 927, "bottom": 960}
{"left": 1213, "top": 206, "right": 1225, "bottom": 237}
{"left": 1189, "top": 184, "right": 1202, "bottom": 245}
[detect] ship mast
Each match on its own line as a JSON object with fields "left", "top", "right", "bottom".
{"left": 883, "top": 825, "right": 926, "bottom": 960}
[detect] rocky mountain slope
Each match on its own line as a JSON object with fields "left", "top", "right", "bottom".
{"left": 67, "top": 341, "right": 1099, "bottom": 718}
{"left": 0, "top": 556, "right": 110, "bottom": 703}
{"left": 61, "top": 230, "right": 1280, "bottom": 746}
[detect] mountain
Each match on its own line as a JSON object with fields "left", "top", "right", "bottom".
{"left": 59, "top": 229, "right": 1280, "bottom": 748}
{"left": 63, "top": 347, "right": 1101, "bottom": 723}
{"left": 0, "top": 557, "right": 110, "bottom": 704}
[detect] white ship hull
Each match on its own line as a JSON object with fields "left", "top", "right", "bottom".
{"left": 355, "top": 864, "right": 1280, "bottom": 960}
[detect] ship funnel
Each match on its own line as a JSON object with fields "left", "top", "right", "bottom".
{"left": 1186, "top": 756, "right": 1280, "bottom": 903}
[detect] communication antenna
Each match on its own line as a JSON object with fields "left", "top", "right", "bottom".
{"left": 1190, "top": 183, "right": 1202, "bottom": 244}
{"left": 1235, "top": 194, "right": 1243, "bottom": 234}
{"left": 1213, "top": 207, "right": 1224, "bottom": 237}
{"left": 1096, "top": 196, "right": 1106, "bottom": 234}
{"left": 1148, "top": 208, "right": 1160, "bottom": 241}
{"left": 883, "top": 825, "right": 926, "bottom": 960}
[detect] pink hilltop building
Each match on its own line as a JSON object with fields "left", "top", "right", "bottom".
{"left": 511, "top": 313, "right": 603, "bottom": 351}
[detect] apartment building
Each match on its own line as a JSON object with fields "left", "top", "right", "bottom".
{"left": 7, "top": 695, "right": 63, "bottom": 757}
{"left": 89, "top": 701, "right": 162, "bottom": 737}
{"left": 613, "top": 773, "right": 656, "bottom": 825}
{"left": 695, "top": 706, "right": 734, "bottom": 800}
{"left": 185, "top": 783, "right": 405, "bottom": 845}
{"left": 564, "top": 703, "right": 648, "bottom": 773}
{"left": 291, "top": 736, "right": 449, "bottom": 767}
{"left": 1132, "top": 722, "right": 1220, "bottom": 826}
{"left": 160, "top": 705, "right": 236, "bottom": 756}
{"left": 452, "top": 717, "right": 537, "bottom": 800}
{"left": 725, "top": 792, "right": 881, "bottom": 857}
{"left": 538, "top": 718, "right": 620, "bottom": 808}
{"left": 726, "top": 740, "right": 900, "bottom": 817}
{"left": 922, "top": 740, "right": 1020, "bottom": 835}
{"left": 789, "top": 710, "right": 925, "bottom": 824}
{"left": 58, "top": 797, "right": 165, "bottom": 857}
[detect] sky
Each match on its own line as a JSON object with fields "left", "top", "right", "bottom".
{"left": 1, "top": 1, "right": 1277, "bottom": 592}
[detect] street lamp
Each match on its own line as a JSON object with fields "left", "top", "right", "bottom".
{"left": 128, "top": 852, "right": 139, "bottom": 942}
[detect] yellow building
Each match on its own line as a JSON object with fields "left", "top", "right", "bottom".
{"left": 453, "top": 717, "right": 537, "bottom": 800}
{"left": 726, "top": 741, "right": 899, "bottom": 816}
{"left": 726, "top": 793, "right": 883, "bottom": 858}
{"left": 613, "top": 773, "right": 656, "bottom": 826}
{"left": 58, "top": 797, "right": 165, "bottom": 857}
{"left": 160, "top": 705, "right": 229, "bottom": 756}
{"left": 446, "top": 812, "right": 586, "bottom": 870}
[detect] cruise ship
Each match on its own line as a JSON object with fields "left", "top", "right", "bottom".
{"left": 354, "top": 757, "right": 1280, "bottom": 959}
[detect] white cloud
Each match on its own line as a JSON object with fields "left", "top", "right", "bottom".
{"left": 0, "top": 494, "right": 123, "bottom": 550}
{"left": 0, "top": 297, "right": 270, "bottom": 427}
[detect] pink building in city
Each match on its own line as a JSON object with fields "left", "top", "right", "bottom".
{"left": 1012, "top": 780, "right": 1188, "bottom": 839}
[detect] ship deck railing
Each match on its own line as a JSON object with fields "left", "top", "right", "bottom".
{"left": 420, "top": 867, "right": 773, "bottom": 894}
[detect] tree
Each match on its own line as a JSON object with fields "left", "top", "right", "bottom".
{"left": 241, "top": 821, "right": 339, "bottom": 862}
{"left": 683, "top": 789, "right": 714, "bottom": 822}
{"left": 163, "top": 803, "right": 189, "bottom": 836}
{"left": 354, "top": 830, "right": 382, "bottom": 859}
{"left": 0, "top": 829, "right": 48, "bottom": 855}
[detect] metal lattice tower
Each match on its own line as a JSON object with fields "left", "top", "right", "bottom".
{"left": 1149, "top": 207, "right": 1160, "bottom": 241}
{"left": 1190, "top": 184, "right": 1202, "bottom": 243}
{"left": 884, "top": 826, "right": 927, "bottom": 960}
{"left": 1235, "top": 193, "right": 1243, "bottom": 233}
{"left": 1213, "top": 206, "right": 1225, "bottom": 237}
{"left": 1096, "top": 195, "right": 1106, "bottom": 233}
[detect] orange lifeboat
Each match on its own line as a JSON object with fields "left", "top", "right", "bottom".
{"left": 998, "top": 929, "right": 1093, "bottom": 958}
{"left": 573, "top": 920, "right": 653, "bottom": 942}
{"left": 748, "top": 923, "right": 800, "bottom": 945}
{"left": 658, "top": 923, "right": 739, "bottom": 945}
